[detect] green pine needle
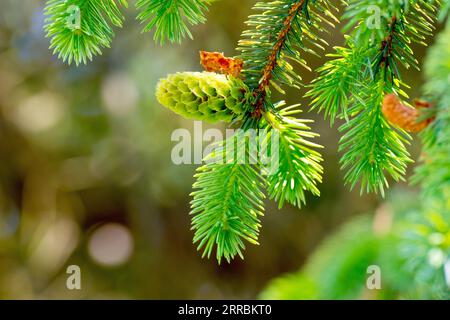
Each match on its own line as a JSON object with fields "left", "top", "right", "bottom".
{"left": 44, "top": 0, "right": 217, "bottom": 64}
{"left": 155, "top": 0, "right": 447, "bottom": 265}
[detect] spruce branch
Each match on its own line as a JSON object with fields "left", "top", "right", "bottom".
{"left": 237, "top": 0, "right": 339, "bottom": 116}
{"left": 179, "top": 0, "right": 338, "bottom": 262}
{"left": 190, "top": 133, "right": 265, "bottom": 263}
{"left": 307, "top": 0, "right": 440, "bottom": 195}
{"left": 235, "top": 0, "right": 337, "bottom": 209}
{"left": 136, "top": 0, "right": 215, "bottom": 44}
{"left": 305, "top": 38, "right": 370, "bottom": 125}
{"left": 339, "top": 77, "right": 412, "bottom": 195}
{"left": 152, "top": 0, "right": 445, "bottom": 264}
{"left": 264, "top": 103, "right": 323, "bottom": 208}
{"left": 44, "top": 0, "right": 128, "bottom": 65}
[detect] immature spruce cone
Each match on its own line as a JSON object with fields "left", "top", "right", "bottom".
{"left": 156, "top": 72, "right": 252, "bottom": 123}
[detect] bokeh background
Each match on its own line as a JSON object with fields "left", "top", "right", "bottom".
{"left": 0, "top": 0, "right": 436, "bottom": 299}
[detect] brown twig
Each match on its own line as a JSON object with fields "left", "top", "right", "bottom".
{"left": 252, "top": 0, "right": 306, "bottom": 118}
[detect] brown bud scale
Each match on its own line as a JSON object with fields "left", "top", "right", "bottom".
{"left": 200, "top": 51, "right": 243, "bottom": 78}
{"left": 382, "top": 94, "right": 433, "bottom": 133}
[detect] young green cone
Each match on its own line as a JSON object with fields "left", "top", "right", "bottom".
{"left": 156, "top": 72, "right": 252, "bottom": 123}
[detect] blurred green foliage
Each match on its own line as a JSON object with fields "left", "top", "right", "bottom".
{"left": 261, "top": 192, "right": 449, "bottom": 299}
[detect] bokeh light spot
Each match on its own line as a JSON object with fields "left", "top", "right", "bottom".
{"left": 88, "top": 223, "right": 134, "bottom": 267}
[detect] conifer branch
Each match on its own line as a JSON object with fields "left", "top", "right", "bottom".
{"left": 264, "top": 103, "right": 324, "bottom": 208}
{"left": 44, "top": 0, "right": 217, "bottom": 64}
{"left": 183, "top": 0, "right": 337, "bottom": 261}
{"left": 238, "top": 0, "right": 339, "bottom": 117}
{"left": 307, "top": 0, "right": 440, "bottom": 195}
{"left": 44, "top": 0, "right": 128, "bottom": 65}
{"left": 136, "top": 0, "right": 215, "bottom": 44}
{"left": 155, "top": 0, "right": 445, "bottom": 264}
{"left": 252, "top": 1, "right": 306, "bottom": 117}
{"left": 190, "top": 133, "right": 265, "bottom": 263}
